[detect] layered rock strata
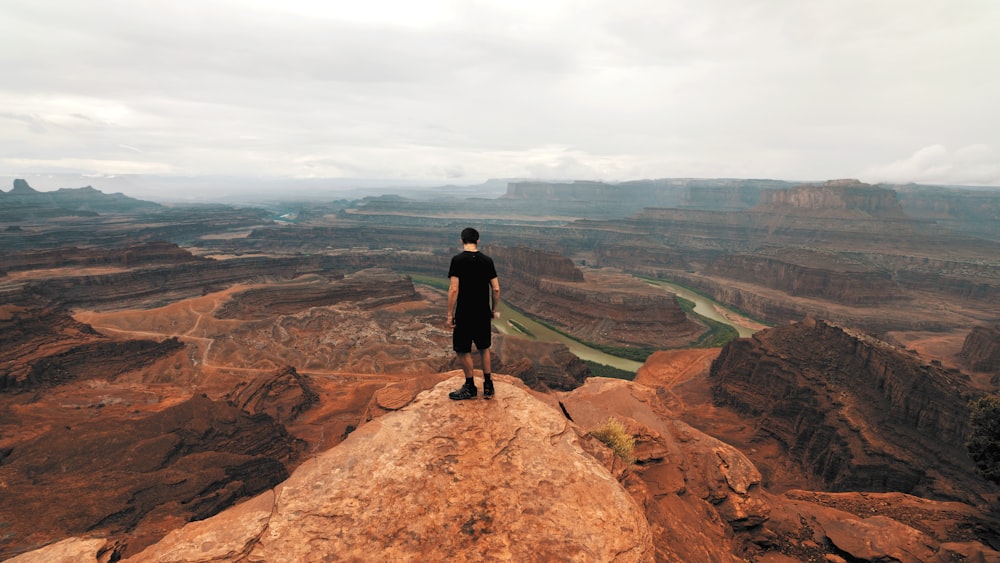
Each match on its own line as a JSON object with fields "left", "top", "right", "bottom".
{"left": 489, "top": 246, "right": 702, "bottom": 348}
{"left": 710, "top": 318, "right": 992, "bottom": 503}
{"left": 0, "top": 241, "right": 203, "bottom": 274}
{"left": 704, "top": 249, "right": 906, "bottom": 305}
{"left": 9, "top": 253, "right": 342, "bottom": 310}
{"left": 0, "top": 394, "right": 302, "bottom": 560}
{"left": 0, "top": 305, "right": 182, "bottom": 390}
{"left": 19, "top": 376, "right": 997, "bottom": 562}
{"left": 757, "top": 179, "right": 908, "bottom": 218}
{"left": 225, "top": 366, "right": 319, "bottom": 424}
{"left": 214, "top": 268, "right": 417, "bottom": 320}
{"left": 961, "top": 324, "right": 1000, "bottom": 375}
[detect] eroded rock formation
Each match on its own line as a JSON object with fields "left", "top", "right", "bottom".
{"left": 557, "top": 377, "right": 771, "bottom": 561}
{"left": 9, "top": 252, "right": 342, "bottom": 310}
{"left": 486, "top": 334, "right": 590, "bottom": 391}
{"left": 214, "top": 268, "right": 417, "bottom": 320}
{"left": 0, "top": 241, "right": 203, "bottom": 274}
{"left": 0, "top": 305, "right": 182, "bottom": 390}
{"left": 489, "top": 246, "right": 703, "bottom": 349}
{"left": 705, "top": 249, "right": 906, "bottom": 305}
{"left": 757, "top": 179, "right": 908, "bottom": 218}
{"left": 17, "top": 376, "right": 998, "bottom": 562}
{"left": 0, "top": 394, "right": 302, "bottom": 560}
{"left": 710, "top": 317, "right": 990, "bottom": 503}
{"left": 226, "top": 366, "right": 319, "bottom": 424}
{"left": 961, "top": 324, "right": 1000, "bottom": 375}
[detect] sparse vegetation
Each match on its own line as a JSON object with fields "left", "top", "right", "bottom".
{"left": 584, "top": 361, "right": 636, "bottom": 381}
{"left": 966, "top": 394, "right": 1000, "bottom": 484}
{"left": 526, "top": 314, "right": 655, "bottom": 361}
{"left": 588, "top": 417, "right": 636, "bottom": 464}
{"left": 675, "top": 295, "right": 741, "bottom": 348}
{"left": 498, "top": 302, "right": 655, "bottom": 362}
{"left": 508, "top": 319, "right": 535, "bottom": 337}
{"left": 406, "top": 273, "right": 449, "bottom": 291}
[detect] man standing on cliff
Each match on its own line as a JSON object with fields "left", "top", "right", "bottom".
{"left": 447, "top": 227, "right": 501, "bottom": 400}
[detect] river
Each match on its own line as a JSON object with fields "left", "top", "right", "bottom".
{"left": 643, "top": 279, "right": 764, "bottom": 338}
{"left": 491, "top": 277, "right": 764, "bottom": 372}
{"left": 492, "top": 302, "right": 646, "bottom": 372}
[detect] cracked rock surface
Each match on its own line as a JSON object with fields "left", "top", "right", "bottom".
{"left": 123, "top": 375, "right": 653, "bottom": 562}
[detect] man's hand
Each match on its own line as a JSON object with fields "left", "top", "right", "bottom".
{"left": 447, "top": 314, "right": 455, "bottom": 328}
{"left": 492, "top": 311, "right": 501, "bottom": 319}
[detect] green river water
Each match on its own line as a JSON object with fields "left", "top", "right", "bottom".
{"left": 490, "top": 278, "right": 762, "bottom": 372}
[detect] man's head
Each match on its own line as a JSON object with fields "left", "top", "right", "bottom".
{"left": 461, "top": 227, "right": 480, "bottom": 244}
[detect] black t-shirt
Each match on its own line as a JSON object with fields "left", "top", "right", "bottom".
{"left": 448, "top": 250, "right": 498, "bottom": 322}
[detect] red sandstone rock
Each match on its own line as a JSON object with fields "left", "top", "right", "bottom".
{"left": 214, "top": 267, "right": 418, "bottom": 319}
{"left": 961, "top": 324, "right": 1000, "bottom": 374}
{"left": 225, "top": 365, "right": 318, "bottom": 424}
{"left": 121, "top": 376, "right": 655, "bottom": 562}
{"left": 711, "top": 317, "right": 994, "bottom": 504}
{"left": 556, "top": 377, "right": 770, "bottom": 561}
{"left": 0, "top": 394, "right": 302, "bottom": 560}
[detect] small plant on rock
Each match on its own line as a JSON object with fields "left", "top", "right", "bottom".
{"left": 588, "top": 417, "right": 636, "bottom": 464}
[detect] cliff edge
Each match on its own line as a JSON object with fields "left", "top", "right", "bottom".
{"left": 126, "top": 376, "right": 653, "bottom": 562}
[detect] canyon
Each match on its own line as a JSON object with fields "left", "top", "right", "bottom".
{"left": 1, "top": 177, "right": 998, "bottom": 561}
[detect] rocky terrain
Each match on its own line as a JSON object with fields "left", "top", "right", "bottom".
{"left": 711, "top": 318, "right": 992, "bottom": 504}
{"left": 199, "top": 178, "right": 1000, "bottom": 337}
{"left": 489, "top": 246, "right": 704, "bottom": 350}
{"left": 11, "top": 376, "right": 1000, "bottom": 563}
{"left": 962, "top": 324, "right": 1000, "bottom": 376}
{"left": 1, "top": 177, "right": 999, "bottom": 561}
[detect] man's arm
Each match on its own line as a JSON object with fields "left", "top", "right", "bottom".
{"left": 447, "top": 276, "right": 460, "bottom": 326}
{"left": 490, "top": 277, "right": 501, "bottom": 317}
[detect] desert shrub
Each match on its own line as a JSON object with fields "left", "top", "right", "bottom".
{"left": 588, "top": 417, "right": 635, "bottom": 464}
{"left": 584, "top": 361, "right": 635, "bottom": 381}
{"left": 966, "top": 394, "right": 1000, "bottom": 484}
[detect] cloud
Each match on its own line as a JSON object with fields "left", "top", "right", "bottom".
{"left": 1, "top": 157, "right": 173, "bottom": 175}
{"left": 863, "top": 144, "right": 1000, "bottom": 186}
{"left": 1, "top": 0, "right": 999, "bottom": 194}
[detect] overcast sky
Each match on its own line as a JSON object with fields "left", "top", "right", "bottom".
{"left": 2, "top": 0, "right": 999, "bottom": 194}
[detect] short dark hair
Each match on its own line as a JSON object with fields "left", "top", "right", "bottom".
{"left": 461, "top": 227, "right": 480, "bottom": 244}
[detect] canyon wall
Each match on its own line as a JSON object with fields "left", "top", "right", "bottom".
{"left": 705, "top": 252, "right": 905, "bottom": 305}
{"left": 711, "top": 318, "right": 989, "bottom": 503}
{"left": 758, "top": 179, "right": 907, "bottom": 218}
{"left": 961, "top": 325, "right": 1000, "bottom": 374}
{"left": 486, "top": 245, "right": 583, "bottom": 283}
{"left": 0, "top": 305, "right": 183, "bottom": 390}
{"left": 0, "top": 393, "right": 302, "bottom": 559}
{"left": 9, "top": 254, "right": 343, "bottom": 310}
{"left": 0, "top": 241, "right": 204, "bottom": 274}
{"left": 489, "top": 246, "right": 702, "bottom": 349}
{"left": 214, "top": 269, "right": 418, "bottom": 320}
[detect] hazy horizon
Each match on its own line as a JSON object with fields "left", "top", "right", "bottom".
{"left": 5, "top": 172, "right": 1000, "bottom": 204}
{"left": 2, "top": 0, "right": 999, "bottom": 199}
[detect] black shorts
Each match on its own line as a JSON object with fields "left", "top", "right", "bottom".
{"left": 453, "top": 319, "right": 492, "bottom": 354}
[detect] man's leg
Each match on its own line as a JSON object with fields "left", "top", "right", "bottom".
{"left": 480, "top": 348, "right": 491, "bottom": 375}
{"left": 480, "top": 348, "right": 494, "bottom": 399}
{"left": 450, "top": 324, "right": 477, "bottom": 400}
{"left": 459, "top": 351, "right": 476, "bottom": 379}
{"left": 449, "top": 351, "right": 478, "bottom": 400}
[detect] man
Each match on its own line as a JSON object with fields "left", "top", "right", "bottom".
{"left": 447, "top": 227, "right": 501, "bottom": 400}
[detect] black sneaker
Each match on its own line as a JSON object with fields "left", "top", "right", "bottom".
{"left": 449, "top": 383, "right": 477, "bottom": 401}
{"left": 483, "top": 380, "right": 494, "bottom": 400}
